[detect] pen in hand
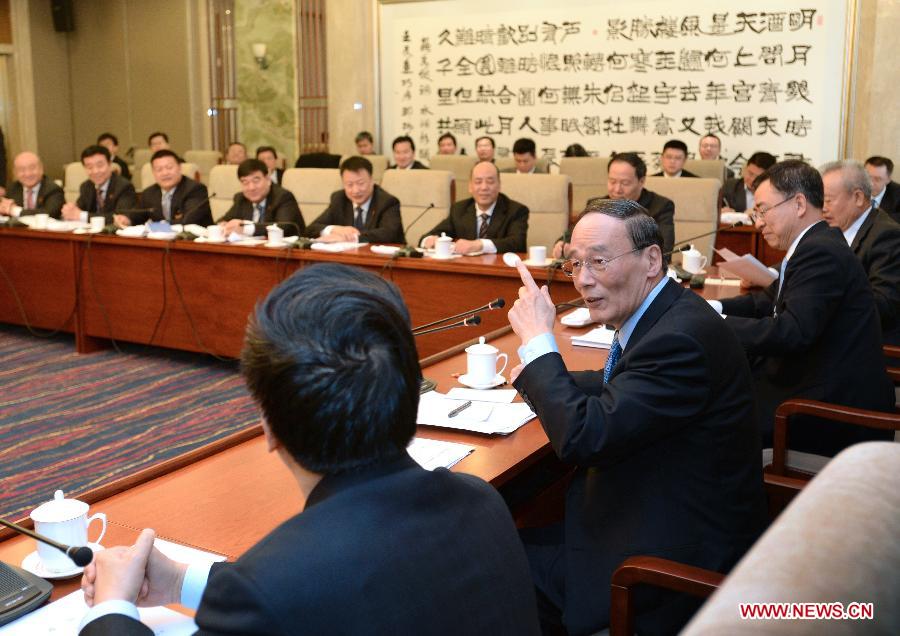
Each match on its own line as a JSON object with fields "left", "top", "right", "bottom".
{"left": 447, "top": 400, "right": 472, "bottom": 418}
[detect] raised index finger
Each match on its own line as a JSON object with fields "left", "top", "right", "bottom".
{"left": 515, "top": 260, "right": 540, "bottom": 293}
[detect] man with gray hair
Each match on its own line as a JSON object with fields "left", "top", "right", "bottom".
{"left": 507, "top": 198, "right": 766, "bottom": 635}
{"left": 821, "top": 160, "right": 900, "bottom": 345}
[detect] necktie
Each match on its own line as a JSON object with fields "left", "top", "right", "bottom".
{"left": 774, "top": 260, "right": 788, "bottom": 316}
{"left": 96, "top": 187, "right": 105, "bottom": 212}
{"left": 354, "top": 206, "right": 365, "bottom": 230}
{"left": 252, "top": 204, "right": 262, "bottom": 224}
{"left": 25, "top": 188, "right": 34, "bottom": 209}
{"left": 478, "top": 213, "right": 490, "bottom": 238}
{"left": 603, "top": 332, "right": 622, "bottom": 384}
{"left": 162, "top": 190, "right": 173, "bottom": 221}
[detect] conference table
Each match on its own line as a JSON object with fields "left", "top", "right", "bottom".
{"left": 0, "top": 226, "right": 570, "bottom": 359}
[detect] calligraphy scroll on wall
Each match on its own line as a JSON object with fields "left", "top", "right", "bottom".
{"left": 379, "top": 0, "right": 853, "bottom": 172}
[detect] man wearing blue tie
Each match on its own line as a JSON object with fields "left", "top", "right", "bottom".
{"left": 220, "top": 159, "right": 304, "bottom": 237}
{"left": 507, "top": 198, "right": 765, "bottom": 635}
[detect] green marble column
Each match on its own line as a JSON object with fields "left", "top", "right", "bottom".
{"left": 234, "top": 0, "right": 298, "bottom": 163}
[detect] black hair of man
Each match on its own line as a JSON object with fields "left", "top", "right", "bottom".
{"left": 752, "top": 160, "right": 825, "bottom": 209}
{"left": 97, "top": 132, "right": 119, "bottom": 145}
{"left": 438, "top": 132, "right": 457, "bottom": 146}
{"left": 256, "top": 146, "right": 278, "bottom": 159}
{"left": 747, "top": 152, "right": 777, "bottom": 171}
{"left": 340, "top": 156, "right": 374, "bottom": 176}
{"left": 662, "top": 139, "right": 689, "bottom": 155}
{"left": 241, "top": 263, "right": 421, "bottom": 474}
{"left": 392, "top": 135, "right": 416, "bottom": 152}
{"left": 865, "top": 156, "right": 894, "bottom": 176}
{"left": 81, "top": 145, "right": 111, "bottom": 162}
{"left": 147, "top": 131, "right": 169, "bottom": 145}
{"left": 475, "top": 135, "right": 496, "bottom": 148}
{"left": 512, "top": 138, "right": 536, "bottom": 157}
{"left": 564, "top": 143, "right": 589, "bottom": 157}
{"left": 355, "top": 131, "right": 374, "bottom": 144}
{"left": 580, "top": 198, "right": 664, "bottom": 275}
{"left": 607, "top": 152, "right": 647, "bottom": 180}
{"left": 237, "top": 158, "right": 269, "bottom": 179}
{"left": 151, "top": 149, "right": 181, "bottom": 164}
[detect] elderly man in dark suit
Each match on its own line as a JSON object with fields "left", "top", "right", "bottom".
{"left": 117, "top": 150, "right": 212, "bottom": 228}
{"left": 420, "top": 160, "right": 529, "bottom": 254}
{"left": 306, "top": 156, "right": 403, "bottom": 244}
{"left": 0, "top": 151, "right": 65, "bottom": 219}
{"left": 507, "top": 198, "right": 766, "bottom": 635}
{"left": 865, "top": 156, "right": 900, "bottom": 222}
{"left": 61, "top": 145, "right": 137, "bottom": 224}
{"left": 721, "top": 152, "right": 777, "bottom": 213}
{"left": 78, "top": 263, "right": 541, "bottom": 636}
{"left": 220, "top": 159, "right": 304, "bottom": 236}
{"left": 710, "top": 161, "right": 894, "bottom": 456}
{"left": 821, "top": 160, "right": 900, "bottom": 346}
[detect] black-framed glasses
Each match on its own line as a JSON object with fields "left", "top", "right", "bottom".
{"left": 561, "top": 246, "right": 645, "bottom": 277}
{"left": 749, "top": 194, "right": 795, "bottom": 223}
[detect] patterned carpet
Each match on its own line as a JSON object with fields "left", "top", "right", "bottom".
{"left": 0, "top": 325, "right": 261, "bottom": 524}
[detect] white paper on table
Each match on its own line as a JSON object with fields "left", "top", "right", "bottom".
{"left": 407, "top": 437, "right": 474, "bottom": 470}
{"left": 571, "top": 326, "right": 616, "bottom": 349}
{"left": 0, "top": 590, "right": 196, "bottom": 635}
{"left": 309, "top": 241, "right": 366, "bottom": 252}
{"left": 153, "top": 538, "right": 227, "bottom": 565}
{"left": 560, "top": 307, "right": 595, "bottom": 327}
{"left": 715, "top": 250, "right": 778, "bottom": 288}
{"left": 370, "top": 245, "right": 401, "bottom": 255}
{"left": 417, "top": 391, "right": 535, "bottom": 435}
{"left": 446, "top": 387, "right": 517, "bottom": 403}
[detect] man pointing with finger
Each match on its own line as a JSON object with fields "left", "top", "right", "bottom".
{"left": 508, "top": 198, "right": 765, "bottom": 635}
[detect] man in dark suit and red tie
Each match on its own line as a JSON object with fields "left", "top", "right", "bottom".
{"left": 61, "top": 145, "right": 137, "bottom": 224}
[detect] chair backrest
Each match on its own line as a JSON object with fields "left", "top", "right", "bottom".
{"left": 495, "top": 156, "right": 515, "bottom": 173}
{"left": 427, "top": 155, "right": 477, "bottom": 202}
{"left": 685, "top": 159, "right": 727, "bottom": 183}
{"left": 63, "top": 161, "right": 87, "bottom": 203}
{"left": 499, "top": 173, "right": 572, "bottom": 251}
{"left": 295, "top": 152, "right": 341, "bottom": 169}
{"left": 645, "top": 177, "right": 720, "bottom": 264}
{"left": 380, "top": 169, "right": 454, "bottom": 243}
{"left": 559, "top": 157, "right": 611, "bottom": 217}
{"left": 184, "top": 150, "right": 222, "bottom": 185}
{"left": 139, "top": 162, "right": 201, "bottom": 193}
{"left": 132, "top": 149, "right": 153, "bottom": 186}
{"left": 281, "top": 168, "right": 343, "bottom": 226}
{"left": 683, "top": 442, "right": 900, "bottom": 635}
{"left": 340, "top": 154, "right": 390, "bottom": 184}
{"left": 208, "top": 164, "right": 241, "bottom": 221}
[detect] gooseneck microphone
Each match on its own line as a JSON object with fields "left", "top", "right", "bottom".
{"left": 412, "top": 314, "right": 481, "bottom": 336}
{"left": 395, "top": 203, "right": 435, "bottom": 258}
{"left": 173, "top": 192, "right": 217, "bottom": 239}
{"left": 661, "top": 220, "right": 745, "bottom": 261}
{"left": 411, "top": 297, "right": 504, "bottom": 335}
{"left": 0, "top": 518, "right": 94, "bottom": 567}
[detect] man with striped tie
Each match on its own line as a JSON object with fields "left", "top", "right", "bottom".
{"left": 220, "top": 159, "right": 304, "bottom": 237}
{"left": 507, "top": 198, "right": 765, "bottom": 636}
{"left": 419, "top": 160, "right": 529, "bottom": 255}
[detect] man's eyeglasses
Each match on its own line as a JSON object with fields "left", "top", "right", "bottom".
{"left": 561, "top": 246, "right": 646, "bottom": 277}
{"left": 749, "top": 194, "right": 795, "bottom": 223}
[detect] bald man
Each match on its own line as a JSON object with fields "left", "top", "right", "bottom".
{"left": 0, "top": 152, "right": 65, "bottom": 219}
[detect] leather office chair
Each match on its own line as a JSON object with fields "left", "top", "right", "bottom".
{"left": 559, "top": 157, "right": 611, "bottom": 218}
{"left": 644, "top": 177, "right": 721, "bottom": 265}
{"left": 131, "top": 149, "right": 153, "bottom": 186}
{"left": 494, "top": 156, "right": 516, "bottom": 173}
{"left": 184, "top": 150, "right": 223, "bottom": 185}
{"left": 208, "top": 165, "right": 241, "bottom": 221}
{"left": 380, "top": 169, "right": 454, "bottom": 243}
{"left": 611, "top": 442, "right": 900, "bottom": 635}
{"left": 280, "top": 168, "right": 343, "bottom": 227}
{"left": 63, "top": 162, "right": 87, "bottom": 203}
{"left": 498, "top": 173, "right": 572, "bottom": 251}
{"left": 339, "top": 154, "right": 390, "bottom": 184}
{"left": 684, "top": 159, "right": 727, "bottom": 184}
{"left": 427, "top": 155, "right": 477, "bottom": 202}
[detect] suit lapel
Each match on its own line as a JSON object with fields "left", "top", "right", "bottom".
{"left": 850, "top": 209, "right": 875, "bottom": 253}
{"left": 463, "top": 200, "right": 478, "bottom": 238}
{"left": 366, "top": 187, "right": 382, "bottom": 229}
{"left": 624, "top": 279, "right": 682, "bottom": 354}
{"left": 486, "top": 195, "right": 507, "bottom": 239}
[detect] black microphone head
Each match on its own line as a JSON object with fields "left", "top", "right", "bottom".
{"left": 491, "top": 298, "right": 505, "bottom": 309}
{"left": 68, "top": 545, "right": 94, "bottom": 567}
{"left": 466, "top": 314, "right": 481, "bottom": 326}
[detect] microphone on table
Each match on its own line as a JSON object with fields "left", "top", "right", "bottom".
{"left": 412, "top": 314, "right": 480, "bottom": 336}
{"left": 173, "top": 192, "right": 217, "bottom": 239}
{"left": 0, "top": 518, "right": 93, "bottom": 567}
{"left": 395, "top": 203, "right": 435, "bottom": 258}
{"left": 411, "top": 297, "right": 504, "bottom": 335}
{"left": 661, "top": 220, "right": 745, "bottom": 262}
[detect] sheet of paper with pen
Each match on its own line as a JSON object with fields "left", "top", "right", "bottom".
{"left": 416, "top": 391, "right": 535, "bottom": 435}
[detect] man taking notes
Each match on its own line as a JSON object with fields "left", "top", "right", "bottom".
{"left": 419, "top": 161, "right": 529, "bottom": 254}
{"left": 306, "top": 156, "right": 404, "bottom": 244}
{"left": 78, "top": 263, "right": 540, "bottom": 636}
{"left": 507, "top": 199, "right": 765, "bottom": 635}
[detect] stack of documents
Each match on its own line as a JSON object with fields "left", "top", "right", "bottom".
{"left": 714, "top": 247, "right": 778, "bottom": 287}
{"left": 571, "top": 326, "right": 616, "bottom": 349}
{"left": 417, "top": 389, "right": 535, "bottom": 435}
{"left": 310, "top": 241, "right": 366, "bottom": 252}
{"left": 407, "top": 437, "right": 474, "bottom": 470}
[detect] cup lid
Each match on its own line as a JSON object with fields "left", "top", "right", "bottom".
{"left": 30, "top": 490, "right": 88, "bottom": 523}
{"left": 466, "top": 336, "right": 497, "bottom": 354}
{"left": 437, "top": 232, "right": 452, "bottom": 242}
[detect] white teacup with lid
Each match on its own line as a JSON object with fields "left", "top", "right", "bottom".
{"left": 29, "top": 490, "right": 106, "bottom": 572}
{"left": 465, "top": 336, "right": 508, "bottom": 387}
{"left": 266, "top": 224, "right": 284, "bottom": 246}
{"left": 681, "top": 244, "right": 708, "bottom": 274}
{"left": 435, "top": 232, "right": 454, "bottom": 258}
